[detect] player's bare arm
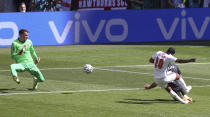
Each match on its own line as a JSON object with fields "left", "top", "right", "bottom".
{"left": 175, "top": 58, "right": 196, "bottom": 63}
{"left": 144, "top": 82, "right": 157, "bottom": 89}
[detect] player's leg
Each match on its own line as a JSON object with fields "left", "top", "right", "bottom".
{"left": 27, "top": 63, "right": 45, "bottom": 82}
{"left": 10, "top": 63, "right": 25, "bottom": 84}
{"left": 31, "top": 69, "right": 45, "bottom": 82}
{"left": 167, "top": 81, "right": 192, "bottom": 101}
{"left": 165, "top": 73, "right": 191, "bottom": 94}
{"left": 178, "top": 84, "right": 193, "bottom": 102}
{"left": 32, "top": 77, "right": 38, "bottom": 90}
{"left": 163, "top": 74, "right": 189, "bottom": 103}
{"left": 176, "top": 75, "right": 192, "bottom": 93}
{"left": 166, "top": 82, "right": 182, "bottom": 98}
{"left": 164, "top": 72, "right": 177, "bottom": 83}
{"left": 167, "top": 86, "right": 189, "bottom": 104}
{"left": 160, "top": 79, "right": 189, "bottom": 104}
{"left": 27, "top": 63, "right": 45, "bottom": 90}
{"left": 168, "top": 64, "right": 192, "bottom": 93}
{"left": 165, "top": 73, "right": 189, "bottom": 91}
{"left": 167, "top": 80, "right": 193, "bottom": 103}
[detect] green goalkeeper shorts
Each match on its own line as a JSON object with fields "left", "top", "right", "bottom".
{"left": 10, "top": 62, "right": 45, "bottom": 82}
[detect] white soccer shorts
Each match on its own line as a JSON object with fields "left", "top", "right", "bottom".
{"left": 154, "top": 72, "right": 177, "bottom": 88}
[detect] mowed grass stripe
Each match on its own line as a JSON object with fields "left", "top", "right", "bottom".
{"left": 1, "top": 62, "right": 210, "bottom": 72}
{"left": 1, "top": 85, "right": 210, "bottom": 96}
{"left": 1, "top": 63, "right": 210, "bottom": 81}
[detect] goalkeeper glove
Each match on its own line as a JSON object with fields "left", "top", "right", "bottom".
{"left": 35, "top": 57, "right": 40, "bottom": 64}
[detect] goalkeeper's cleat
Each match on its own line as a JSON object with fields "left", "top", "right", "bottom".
{"left": 32, "top": 79, "right": 38, "bottom": 90}
{"left": 12, "top": 76, "right": 20, "bottom": 84}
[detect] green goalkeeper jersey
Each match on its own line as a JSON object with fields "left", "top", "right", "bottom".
{"left": 11, "top": 39, "right": 38, "bottom": 63}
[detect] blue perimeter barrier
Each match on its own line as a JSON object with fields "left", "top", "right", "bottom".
{"left": 0, "top": 8, "right": 210, "bottom": 47}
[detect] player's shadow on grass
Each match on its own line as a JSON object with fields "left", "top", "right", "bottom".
{"left": 0, "top": 88, "right": 26, "bottom": 93}
{"left": 27, "top": 88, "right": 36, "bottom": 91}
{"left": 116, "top": 98, "right": 177, "bottom": 104}
{"left": 61, "top": 92, "right": 73, "bottom": 94}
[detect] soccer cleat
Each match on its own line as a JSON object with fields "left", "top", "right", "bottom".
{"left": 182, "top": 95, "right": 193, "bottom": 104}
{"left": 32, "top": 79, "right": 38, "bottom": 90}
{"left": 182, "top": 100, "right": 190, "bottom": 104}
{"left": 188, "top": 98, "right": 193, "bottom": 103}
{"left": 12, "top": 76, "right": 20, "bottom": 84}
{"left": 182, "top": 95, "right": 190, "bottom": 101}
{"left": 185, "top": 85, "right": 192, "bottom": 94}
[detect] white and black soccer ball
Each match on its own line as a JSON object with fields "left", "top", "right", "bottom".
{"left": 83, "top": 64, "right": 94, "bottom": 73}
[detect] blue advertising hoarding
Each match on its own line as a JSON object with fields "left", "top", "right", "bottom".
{"left": 0, "top": 8, "right": 210, "bottom": 47}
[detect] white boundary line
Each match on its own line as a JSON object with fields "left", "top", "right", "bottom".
{"left": 0, "top": 88, "right": 142, "bottom": 96}
{"left": 102, "top": 62, "right": 210, "bottom": 68}
{"left": 95, "top": 68, "right": 210, "bottom": 81}
{"left": 0, "top": 67, "right": 82, "bottom": 72}
{"left": 2, "top": 63, "right": 209, "bottom": 80}
{"left": 1, "top": 62, "right": 210, "bottom": 72}
{"left": 1, "top": 85, "right": 210, "bottom": 96}
{"left": 95, "top": 68, "right": 151, "bottom": 75}
{"left": 0, "top": 62, "right": 209, "bottom": 96}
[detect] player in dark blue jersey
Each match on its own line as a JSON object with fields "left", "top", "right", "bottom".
{"left": 166, "top": 64, "right": 192, "bottom": 101}
{"left": 144, "top": 63, "right": 192, "bottom": 104}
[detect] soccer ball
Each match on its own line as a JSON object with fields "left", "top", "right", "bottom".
{"left": 83, "top": 64, "right": 94, "bottom": 73}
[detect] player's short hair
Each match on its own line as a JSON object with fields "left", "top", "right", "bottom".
{"left": 166, "top": 47, "right": 175, "bottom": 55}
{"left": 19, "top": 29, "right": 29, "bottom": 34}
{"left": 19, "top": 2, "right": 26, "bottom": 7}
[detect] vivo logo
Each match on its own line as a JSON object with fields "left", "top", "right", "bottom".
{"left": 0, "top": 22, "right": 18, "bottom": 45}
{"left": 157, "top": 10, "right": 210, "bottom": 40}
{"left": 0, "top": 12, "right": 128, "bottom": 46}
{"left": 49, "top": 12, "right": 128, "bottom": 44}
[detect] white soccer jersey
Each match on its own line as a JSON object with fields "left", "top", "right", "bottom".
{"left": 152, "top": 51, "right": 177, "bottom": 79}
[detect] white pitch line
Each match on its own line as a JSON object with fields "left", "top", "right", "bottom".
{"left": 0, "top": 70, "right": 10, "bottom": 72}
{"left": 40, "top": 67, "right": 82, "bottom": 71}
{"left": 0, "top": 67, "right": 82, "bottom": 72}
{"left": 1, "top": 62, "right": 210, "bottom": 72}
{"left": 1, "top": 85, "right": 210, "bottom": 96}
{"left": 95, "top": 68, "right": 151, "bottom": 75}
{"left": 0, "top": 88, "right": 142, "bottom": 96}
{"left": 185, "top": 76, "right": 210, "bottom": 81}
{"left": 96, "top": 68, "right": 210, "bottom": 81}
{"left": 103, "top": 62, "right": 210, "bottom": 68}
{"left": 1, "top": 63, "right": 210, "bottom": 81}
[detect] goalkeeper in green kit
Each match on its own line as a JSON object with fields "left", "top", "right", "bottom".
{"left": 10, "top": 29, "right": 45, "bottom": 90}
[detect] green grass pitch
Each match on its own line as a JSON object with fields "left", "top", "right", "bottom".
{"left": 0, "top": 45, "right": 210, "bottom": 117}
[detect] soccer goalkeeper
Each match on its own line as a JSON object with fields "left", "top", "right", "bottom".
{"left": 10, "top": 29, "right": 45, "bottom": 90}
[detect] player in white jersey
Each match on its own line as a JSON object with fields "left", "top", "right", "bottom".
{"left": 150, "top": 47, "right": 196, "bottom": 89}
{"left": 144, "top": 64, "right": 193, "bottom": 104}
{"left": 145, "top": 47, "right": 196, "bottom": 104}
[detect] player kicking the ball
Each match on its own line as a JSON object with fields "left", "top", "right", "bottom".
{"left": 144, "top": 47, "right": 196, "bottom": 104}
{"left": 10, "top": 29, "right": 45, "bottom": 90}
{"left": 144, "top": 63, "right": 192, "bottom": 104}
{"left": 166, "top": 64, "right": 192, "bottom": 101}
